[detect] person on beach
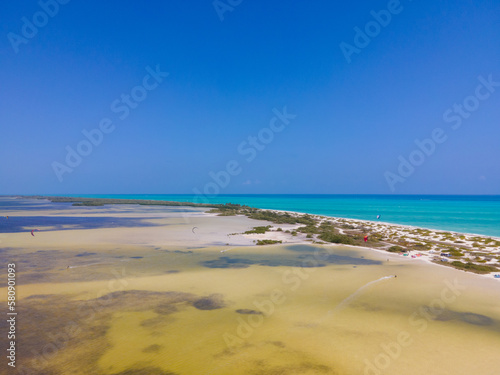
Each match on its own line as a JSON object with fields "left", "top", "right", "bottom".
{"left": 364, "top": 235, "right": 368, "bottom": 242}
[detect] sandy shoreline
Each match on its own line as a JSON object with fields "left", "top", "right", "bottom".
{"left": 2, "top": 196, "right": 499, "bottom": 280}
{"left": 264, "top": 207, "right": 500, "bottom": 240}
{"left": 281, "top": 212, "right": 500, "bottom": 279}
{"left": 212, "top": 206, "right": 500, "bottom": 280}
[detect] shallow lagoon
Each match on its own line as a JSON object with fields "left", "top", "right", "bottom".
{"left": 5, "top": 243, "right": 499, "bottom": 375}
{"left": 1, "top": 199, "right": 499, "bottom": 374}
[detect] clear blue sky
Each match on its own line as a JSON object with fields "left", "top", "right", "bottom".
{"left": 1, "top": 0, "right": 499, "bottom": 195}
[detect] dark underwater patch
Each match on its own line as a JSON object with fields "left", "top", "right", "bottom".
{"left": 141, "top": 316, "right": 170, "bottom": 329}
{"left": 0, "top": 215, "right": 162, "bottom": 233}
{"left": 435, "top": 310, "right": 494, "bottom": 326}
{"left": 154, "top": 303, "right": 179, "bottom": 315}
{"left": 95, "top": 290, "right": 196, "bottom": 312}
{"left": 143, "top": 344, "right": 163, "bottom": 353}
{"left": 201, "top": 246, "right": 381, "bottom": 269}
{"left": 250, "top": 360, "right": 332, "bottom": 375}
{"left": 460, "top": 312, "right": 494, "bottom": 326}
{"left": 192, "top": 294, "right": 226, "bottom": 310}
{"left": 288, "top": 245, "right": 382, "bottom": 265}
{"left": 202, "top": 256, "right": 255, "bottom": 269}
{"left": 268, "top": 340, "right": 286, "bottom": 348}
{"left": 111, "top": 367, "right": 178, "bottom": 375}
{"left": 25, "top": 294, "right": 58, "bottom": 300}
{"left": 76, "top": 252, "right": 97, "bottom": 257}
{"left": 236, "top": 309, "right": 263, "bottom": 315}
{"left": 9, "top": 288, "right": 223, "bottom": 374}
{"left": 430, "top": 307, "right": 494, "bottom": 326}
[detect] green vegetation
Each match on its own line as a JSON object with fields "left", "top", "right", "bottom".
{"left": 208, "top": 203, "right": 248, "bottom": 215}
{"left": 244, "top": 226, "right": 271, "bottom": 234}
{"left": 446, "top": 247, "right": 464, "bottom": 257}
{"left": 246, "top": 210, "right": 316, "bottom": 225}
{"left": 297, "top": 225, "right": 319, "bottom": 234}
{"left": 387, "top": 246, "right": 404, "bottom": 253}
{"left": 318, "top": 221, "right": 335, "bottom": 231}
{"left": 256, "top": 239, "right": 282, "bottom": 245}
{"left": 415, "top": 229, "right": 431, "bottom": 236}
{"left": 318, "top": 232, "right": 355, "bottom": 245}
{"left": 43, "top": 196, "right": 219, "bottom": 208}
{"left": 411, "top": 242, "right": 431, "bottom": 250}
{"left": 482, "top": 238, "right": 500, "bottom": 246}
{"left": 450, "top": 261, "right": 498, "bottom": 274}
{"left": 41, "top": 195, "right": 500, "bottom": 276}
{"left": 341, "top": 224, "right": 356, "bottom": 229}
{"left": 369, "top": 233, "right": 383, "bottom": 241}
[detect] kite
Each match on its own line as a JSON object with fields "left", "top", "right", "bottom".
{"left": 192, "top": 227, "right": 198, "bottom": 234}
{"left": 31, "top": 229, "right": 40, "bottom": 237}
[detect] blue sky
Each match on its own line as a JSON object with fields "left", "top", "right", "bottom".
{"left": 1, "top": 0, "right": 499, "bottom": 195}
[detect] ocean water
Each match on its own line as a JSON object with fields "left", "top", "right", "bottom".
{"left": 54, "top": 194, "right": 500, "bottom": 238}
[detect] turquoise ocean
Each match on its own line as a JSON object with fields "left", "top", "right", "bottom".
{"left": 54, "top": 194, "right": 500, "bottom": 238}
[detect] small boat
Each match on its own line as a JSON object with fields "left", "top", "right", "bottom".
{"left": 494, "top": 274, "right": 500, "bottom": 279}
{"left": 411, "top": 255, "right": 416, "bottom": 258}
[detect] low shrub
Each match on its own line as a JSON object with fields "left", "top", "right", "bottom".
{"left": 256, "top": 239, "right": 282, "bottom": 245}
{"left": 318, "top": 232, "right": 355, "bottom": 245}
{"left": 245, "top": 226, "right": 271, "bottom": 234}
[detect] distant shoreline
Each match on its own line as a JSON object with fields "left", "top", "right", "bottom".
{"left": 8, "top": 195, "right": 498, "bottom": 278}
{"left": 18, "top": 195, "right": 500, "bottom": 239}
{"left": 13, "top": 193, "right": 498, "bottom": 238}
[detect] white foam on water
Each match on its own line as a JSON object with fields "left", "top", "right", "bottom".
{"left": 67, "top": 262, "right": 113, "bottom": 269}
{"left": 330, "top": 275, "right": 396, "bottom": 314}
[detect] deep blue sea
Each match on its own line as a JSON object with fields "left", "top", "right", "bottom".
{"left": 51, "top": 194, "right": 500, "bottom": 238}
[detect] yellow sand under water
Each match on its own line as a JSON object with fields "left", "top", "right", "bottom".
{"left": 9, "top": 243, "right": 499, "bottom": 375}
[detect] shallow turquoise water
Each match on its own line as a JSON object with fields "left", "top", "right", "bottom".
{"left": 50, "top": 194, "right": 500, "bottom": 237}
